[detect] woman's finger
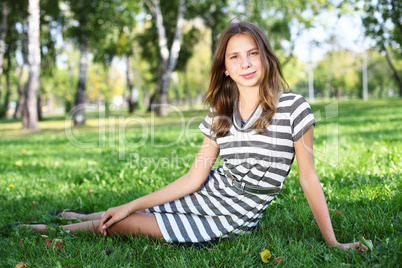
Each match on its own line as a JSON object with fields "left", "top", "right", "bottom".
{"left": 99, "top": 215, "right": 107, "bottom": 228}
{"left": 101, "top": 214, "right": 116, "bottom": 231}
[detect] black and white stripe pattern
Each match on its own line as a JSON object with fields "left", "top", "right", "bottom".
{"left": 146, "top": 92, "right": 315, "bottom": 243}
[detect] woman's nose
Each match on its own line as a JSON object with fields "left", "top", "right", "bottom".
{"left": 241, "top": 57, "right": 251, "bottom": 69}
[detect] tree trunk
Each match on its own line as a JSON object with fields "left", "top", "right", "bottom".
{"left": 4, "top": 50, "right": 11, "bottom": 110}
{"left": 14, "top": 66, "right": 26, "bottom": 118}
{"left": 22, "top": 0, "right": 40, "bottom": 130}
{"left": 148, "top": 0, "right": 187, "bottom": 116}
{"left": 126, "top": 54, "right": 136, "bottom": 113}
{"left": 74, "top": 38, "right": 89, "bottom": 126}
{"left": 37, "top": 92, "right": 43, "bottom": 121}
{"left": 0, "top": 1, "right": 10, "bottom": 78}
{"left": 211, "top": 23, "right": 218, "bottom": 58}
{"left": 184, "top": 68, "right": 192, "bottom": 108}
{"left": 383, "top": 45, "right": 402, "bottom": 97}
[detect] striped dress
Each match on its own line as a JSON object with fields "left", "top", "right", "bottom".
{"left": 145, "top": 92, "right": 316, "bottom": 243}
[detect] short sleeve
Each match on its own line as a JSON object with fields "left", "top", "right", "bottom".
{"left": 199, "top": 107, "right": 217, "bottom": 141}
{"left": 290, "top": 95, "right": 315, "bottom": 142}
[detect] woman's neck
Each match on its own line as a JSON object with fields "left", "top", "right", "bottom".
{"left": 238, "top": 94, "right": 260, "bottom": 121}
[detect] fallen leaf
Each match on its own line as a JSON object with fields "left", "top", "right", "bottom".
{"left": 87, "top": 189, "right": 95, "bottom": 194}
{"left": 260, "top": 249, "right": 271, "bottom": 263}
{"left": 21, "top": 149, "right": 27, "bottom": 153}
{"left": 98, "top": 247, "right": 112, "bottom": 257}
{"left": 15, "top": 160, "right": 22, "bottom": 166}
{"left": 359, "top": 236, "right": 373, "bottom": 251}
{"left": 41, "top": 235, "right": 49, "bottom": 238}
{"left": 55, "top": 161, "right": 60, "bottom": 166}
{"left": 32, "top": 201, "right": 39, "bottom": 206}
{"left": 293, "top": 196, "right": 296, "bottom": 201}
{"left": 334, "top": 210, "right": 343, "bottom": 216}
{"left": 54, "top": 239, "right": 63, "bottom": 250}
{"left": 329, "top": 208, "right": 343, "bottom": 216}
{"left": 274, "top": 257, "right": 284, "bottom": 265}
{"left": 14, "top": 263, "right": 27, "bottom": 268}
{"left": 162, "top": 243, "right": 174, "bottom": 248}
{"left": 19, "top": 238, "right": 25, "bottom": 244}
{"left": 44, "top": 239, "right": 52, "bottom": 247}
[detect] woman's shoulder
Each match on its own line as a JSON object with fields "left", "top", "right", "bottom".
{"left": 279, "top": 92, "right": 304, "bottom": 103}
{"left": 277, "top": 92, "right": 308, "bottom": 109}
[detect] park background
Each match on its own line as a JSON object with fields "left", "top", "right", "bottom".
{"left": 0, "top": 0, "right": 401, "bottom": 267}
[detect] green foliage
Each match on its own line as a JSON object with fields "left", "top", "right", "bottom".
{"left": 0, "top": 99, "right": 401, "bottom": 267}
{"left": 359, "top": 0, "right": 401, "bottom": 51}
{"left": 314, "top": 49, "right": 361, "bottom": 98}
{"left": 235, "top": 0, "right": 332, "bottom": 64}
{"left": 64, "top": 0, "right": 139, "bottom": 65}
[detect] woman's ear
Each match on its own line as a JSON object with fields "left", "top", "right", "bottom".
{"left": 224, "top": 71, "right": 229, "bottom": 77}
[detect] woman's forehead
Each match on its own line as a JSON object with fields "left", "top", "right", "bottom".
{"left": 226, "top": 34, "right": 258, "bottom": 54}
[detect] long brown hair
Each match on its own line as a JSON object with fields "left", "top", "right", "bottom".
{"left": 204, "top": 21, "right": 288, "bottom": 137}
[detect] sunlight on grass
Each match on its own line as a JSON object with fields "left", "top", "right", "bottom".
{"left": 0, "top": 99, "right": 401, "bottom": 267}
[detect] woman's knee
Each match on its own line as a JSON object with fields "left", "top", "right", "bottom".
{"left": 107, "top": 212, "right": 163, "bottom": 239}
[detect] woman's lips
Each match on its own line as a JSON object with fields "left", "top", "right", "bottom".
{"left": 240, "top": 71, "right": 256, "bottom": 79}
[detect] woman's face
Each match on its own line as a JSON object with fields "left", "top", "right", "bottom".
{"left": 224, "top": 34, "right": 263, "bottom": 93}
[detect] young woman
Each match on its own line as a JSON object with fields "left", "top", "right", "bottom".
{"left": 24, "top": 21, "right": 364, "bottom": 250}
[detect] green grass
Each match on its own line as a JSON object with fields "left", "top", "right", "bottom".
{"left": 0, "top": 99, "right": 401, "bottom": 267}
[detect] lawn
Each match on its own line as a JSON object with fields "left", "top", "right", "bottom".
{"left": 0, "top": 98, "right": 401, "bottom": 267}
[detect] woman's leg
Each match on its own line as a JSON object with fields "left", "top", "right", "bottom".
{"left": 58, "top": 211, "right": 104, "bottom": 221}
{"left": 58, "top": 210, "right": 147, "bottom": 221}
{"left": 28, "top": 211, "right": 163, "bottom": 239}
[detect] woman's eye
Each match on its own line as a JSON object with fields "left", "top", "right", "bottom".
{"left": 230, "top": 55, "right": 238, "bottom": 60}
{"left": 250, "top": 51, "right": 259, "bottom": 56}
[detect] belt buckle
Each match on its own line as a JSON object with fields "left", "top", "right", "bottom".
{"left": 225, "top": 169, "right": 235, "bottom": 185}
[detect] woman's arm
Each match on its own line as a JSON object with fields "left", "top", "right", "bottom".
{"left": 294, "top": 126, "right": 364, "bottom": 250}
{"left": 99, "top": 135, "right": 220, "bottom": 233}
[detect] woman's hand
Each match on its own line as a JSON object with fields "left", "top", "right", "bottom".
{"left": 333, "top": 240, "right": 373, "bottom": 252}
{"left": 99, "top": 204, "right": 131, "bottom": 236}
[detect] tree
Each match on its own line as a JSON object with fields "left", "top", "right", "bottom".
{"left": 188, "top": 0, "right": 229, "bottom": 56}
{"left": 22, "top": 0, "right": 41, "bottom": 130}
{"left": 145, "top": 0, "right": 187, "bottom": 116}
{"left": 360, "top": 0, "right": 402, "bottom": 96}
{"left": 96, "top": 2, "right": 140, "bottom": 114}
{"left": 0, "top": 0, "right": 24, "bottom": 118}
{"left": 314, "top": 49, "right": 361, "bottom": 99}
{"left": 0, "top": 0, "right": 10, "bottom": 79}
{"left": 64, "top": 0, "right": 129, "bottom": 125}
{"left": 235, "top": 0, "right": 330, "bottom": 67}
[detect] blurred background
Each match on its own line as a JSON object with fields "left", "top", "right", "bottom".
{"left": 0, "top": 0, "right": 400, "bottom": 128}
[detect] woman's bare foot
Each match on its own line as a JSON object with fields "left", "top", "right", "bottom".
{"left": 57, "top": 211, "right": 105, "bottom": 221}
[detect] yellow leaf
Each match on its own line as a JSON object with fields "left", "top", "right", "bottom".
{"left": 260, "top": 249, "right": 271, "bottom": 263}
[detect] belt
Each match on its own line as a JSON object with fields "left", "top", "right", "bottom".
{"left": 225, "top": 169, "right": 281, "bottom": 195}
